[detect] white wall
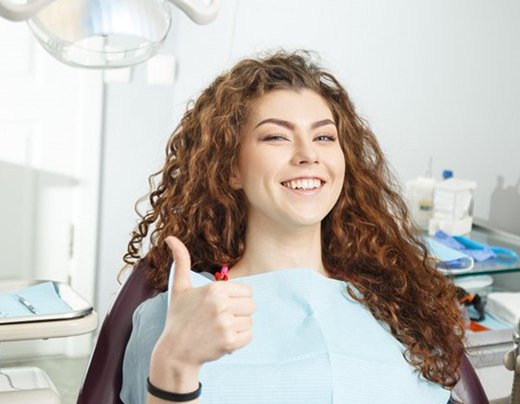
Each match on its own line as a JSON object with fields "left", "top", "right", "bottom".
{"left": 96, "top": 0, "right": 520, "bottom": 319}
{"left": 0, "top": 18, "right": 103, "bottom": 358}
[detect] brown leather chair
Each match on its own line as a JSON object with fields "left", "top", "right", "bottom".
{"left": 454, "top": 355, "right": 489, "bottom": 404}
{"left": 77, "top": 259, "right": 489, "bottom": 404}
{"left": 77, "top": 258, "right": 161, "bottom": 404}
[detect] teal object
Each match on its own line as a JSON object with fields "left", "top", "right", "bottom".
{"left": 435, "top": 231, "right": 494, "bottom": 262}
{"left": 453, "top": 235, "right": 518, "bottom": 260}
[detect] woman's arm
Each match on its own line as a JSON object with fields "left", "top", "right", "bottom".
{"left": 145, "top": 237, "right": 255, "bottom": 403}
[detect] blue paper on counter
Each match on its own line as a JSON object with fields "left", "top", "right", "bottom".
{"left": 423, "top": 237, "right": 474, "bottom": 272}
{"left": 0, "top": 282, "right": 73, "bottom": 317}
{"left": 434, "top": 231, "right": 495, "bottom": 262}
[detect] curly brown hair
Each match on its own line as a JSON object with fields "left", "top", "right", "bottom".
{"left": 123, "top": 50, "right": 464, "bottom": 389}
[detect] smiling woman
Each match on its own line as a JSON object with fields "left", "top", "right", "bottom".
{"left": 120, "top": 50, "right": 465, "bottom": 404}
{"left": 230, "top": 89, "right": 346, "bottom": 243}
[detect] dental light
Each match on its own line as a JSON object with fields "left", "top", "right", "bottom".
{"left": 0, "top": 0, "right": 221, "bottom": 68}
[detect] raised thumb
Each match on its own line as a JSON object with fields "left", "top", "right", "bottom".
{"left": 165, "top": 236, "right": 192, "bottom": 293}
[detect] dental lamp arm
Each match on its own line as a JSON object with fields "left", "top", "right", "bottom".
{"left": 1, "top": 0, "right": 220, "bottom": 24}
{"left": 169, "top": 0, "right": 221, "bottom": 25}
{"left": 0, "top": 0, "right": 56, "bottom": 22}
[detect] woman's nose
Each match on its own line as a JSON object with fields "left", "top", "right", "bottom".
{"left": 291, "top": 140, "right": 319, "bottom": 165}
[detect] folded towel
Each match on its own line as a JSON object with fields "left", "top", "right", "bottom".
{"left": 486, "top": 292, "right": 520, "bottom": 326}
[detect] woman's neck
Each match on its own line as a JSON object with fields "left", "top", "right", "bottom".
{"left": 229, "top": 219, "right": 328, "bottom": 279}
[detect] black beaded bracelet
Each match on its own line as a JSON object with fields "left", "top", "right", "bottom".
{"left": 147, "top": 377, "right": 202, "bottom": 402}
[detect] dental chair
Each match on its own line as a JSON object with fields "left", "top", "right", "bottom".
{"left": 77, "top": 258, "right": 161, "bottom": 404}
{"left": 77, "top": 257, "right": 489, "bottom": 404}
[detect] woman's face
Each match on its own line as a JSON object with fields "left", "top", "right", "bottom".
{"left": 233, "top": 89, "right": 346, "bottom": 230}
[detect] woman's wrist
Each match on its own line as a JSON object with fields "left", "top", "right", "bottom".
{"left": 147, "top": 378, "right": 202, "bottom": 402}
{"left": 149, "top": 350, "right": 201, "bottom": 394}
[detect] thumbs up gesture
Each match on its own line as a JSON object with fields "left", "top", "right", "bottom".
{"left": 151, "top": 236, "right": 256, "bottom": 374}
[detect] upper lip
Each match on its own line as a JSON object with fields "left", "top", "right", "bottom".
{"left": 281, "top": 176, "right": 326, "bottom": 183}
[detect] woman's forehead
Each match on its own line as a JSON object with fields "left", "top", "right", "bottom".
{"left": 245, "top": 89, "right": 334, "bottom": 127}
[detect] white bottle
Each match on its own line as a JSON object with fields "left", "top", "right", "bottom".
{"left": 406, "top": 177, "right": 436, "bottom": 230}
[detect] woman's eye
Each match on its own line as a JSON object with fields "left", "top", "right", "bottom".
{"left": 315, "top": 134, "right": 337, "bottom": 142}
{"left": 262, "top": 134, "right": 288, "bottom": 141}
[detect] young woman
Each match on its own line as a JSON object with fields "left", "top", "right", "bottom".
{"left": 120, "top": 51, "right": 465, "bottom": 403}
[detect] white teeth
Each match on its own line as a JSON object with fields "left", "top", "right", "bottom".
{"left": 283, "top": 179, "right": 322, "bottom": 190}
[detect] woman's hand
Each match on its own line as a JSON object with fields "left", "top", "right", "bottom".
{"left": 148, "top": 236, "right": 255, "bottom": 398}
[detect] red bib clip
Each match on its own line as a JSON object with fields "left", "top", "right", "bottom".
{"left": 215, "top": 265, "right": 229, "bottom": 281}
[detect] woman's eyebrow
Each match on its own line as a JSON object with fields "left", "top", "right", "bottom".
{"left": 311, "top": 119, "right": 336, "bottom": 129}
{"left": 254, "top": 118, "right": 336, "bottom": 130}
{"left": 254, "top": 118, "right": 294, "bottom": 129}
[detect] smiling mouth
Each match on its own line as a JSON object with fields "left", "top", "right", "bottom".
{"left": 281, "top": 178, "right": 324, "bottom": 191}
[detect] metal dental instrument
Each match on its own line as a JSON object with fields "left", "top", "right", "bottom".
{"left": 16, "top": 295, "right": 38, "bottom": 314}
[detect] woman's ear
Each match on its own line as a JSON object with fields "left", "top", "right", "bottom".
{"left": 229, "top": 163, "right": 242, "bottom": 189}
{"left": 229, "top": 172, "right": 242, "bottom": 190}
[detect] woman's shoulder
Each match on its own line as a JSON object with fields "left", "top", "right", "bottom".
{"left": 132, "top": 291, "right": 168, "bottom": 328}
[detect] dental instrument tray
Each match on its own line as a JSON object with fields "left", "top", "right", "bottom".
{"left": 0, "top": 280, "right": 93, "bottom": 325}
